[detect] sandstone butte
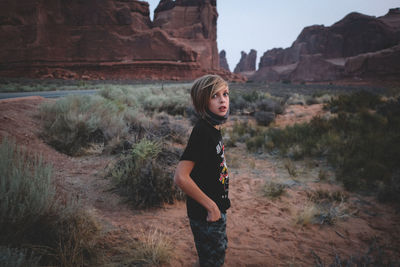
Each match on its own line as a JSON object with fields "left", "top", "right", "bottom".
{"left": 0, "top": 0, "right": 244, "bottom": 82}
{"left": 251, "top": 8, "right": 400, "bottom": 84}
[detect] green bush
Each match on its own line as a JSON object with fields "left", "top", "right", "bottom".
{"left": 264, "top": 94, "right": 400, "bottom": 201}
{"left": 266, "top": 116, "right": 333, "bottom": 158}
{"left": 226, "top": 121, "right": 262, "bottom": 148}
{"left": 0, "top": 138, "right": 100, "bottom": 266}
{"left": 327, "top": 90, "right": 383, "bottom": 113}
{"left": 110, "top": 138, "right": 184, "bottom": 208}
{"left": 246, "top": 134, "right": 267, "bottom": 153}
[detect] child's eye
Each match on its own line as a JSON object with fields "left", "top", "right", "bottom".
{"left": 223, "top": 92, "right": 229, "bottom": 96}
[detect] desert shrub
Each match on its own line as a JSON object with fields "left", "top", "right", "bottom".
{"left": 305, "top": 189, "right": 350, "bottom": 225}
{"left": 326, "top": 90, "right": 383, "bottom": 113}
{"left": 254, "top": 111, "right": 275, "bottom": 126}
{"left": 306, "top": 189, "right": 348, "bottom": 203}
{"left": 328, "top": 110, "right": 400, "bottom": 193}
{"left": 110, "top": 138, "right": 184, "bottom": 208}
{"left": 295, "top": 203, "right": 320, "bottom": 226}
{"left": 131, "top": 229, "right": 173, "bottom": 266}
{"left": 99, "top": 86, "right": 140, "bottom": 108}
{"left": 229, "top": 89, "right": 285, "bottom": 117}
{"left": 229, "top": 95, "right": 249, "bottom": 114}
{"left": 306, "top": 93, "right": 333, "bottom": 105}
{"left": 100, "top": 84, "right": 190, "bottom": 116}
{"left": 262, "top": 182, "right": 287, "bottom": 199}
{"left": 226, "top": 120, "right": 249, "bottom": 147}
{"left": 266, "top": 116, "right": 331, "bottom": 158}
{"left": 226, "top": 120, "right": 268, "bottom": 150}
{"left": 256, "top": 98, "right": 284, "bottom": 114}
{"left": 0, "top": 137, "right": 54, "bottom": 243}
{"left": 246, "top": 134, "right": 267, "bottom": 153}
{"left": 41, "top": 83, "right": 191, "bottom": 156}
{"left": 284, "top": 159, "right": 298, "bottom": 177}
{"left": 264, "top": 93, "right": 400, "bottom": 201}
{"left": 40, "top": 94, "right": 136, "bottom": 155}
{"left": 286, "top": 93, "right": 307, "bottom": 105}
{"left": 142, "top": 91, "right": 189, "bottom": 116}
{"left": 0, "top": 138, "right": 100, "bottom": 266}
{"left": 31, "top": 201, "right": 100, "bottom": 266}
{"left": 295, "top": 201, "right": 349, "bottom": 226}
{"left": 151, "top": 113, "right": 189, "bottom": 144}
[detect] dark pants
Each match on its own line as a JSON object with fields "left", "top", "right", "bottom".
{"left": 189, "top": 213, "right": 227, "bottom": 267}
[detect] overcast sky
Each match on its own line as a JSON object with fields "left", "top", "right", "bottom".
{"left": 146, "top": 1, "right": 399, "bottom": 70}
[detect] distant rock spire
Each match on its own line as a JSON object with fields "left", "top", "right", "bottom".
{"left": 219, "top": 50, "right": 230, "bottom": 72}
{"left": 234, "top": 49, "right": 257, "bottom": 74}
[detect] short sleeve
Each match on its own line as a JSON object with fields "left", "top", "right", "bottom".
{"left": 180, "top": 125, "right": 205, "bottom": 163}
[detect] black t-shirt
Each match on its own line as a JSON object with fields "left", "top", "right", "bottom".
{"left": 180, "top": 118, "right": 230, "bottom": 220}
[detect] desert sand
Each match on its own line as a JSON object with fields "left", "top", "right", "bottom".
{"left": 1, "top": 97, "right": 399, "bottom": 266}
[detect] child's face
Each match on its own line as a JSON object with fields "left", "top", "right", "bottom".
{"left": 208, "top": 86, "right": 229, "bottom": 116}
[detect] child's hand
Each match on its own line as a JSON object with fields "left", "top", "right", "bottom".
{"left": 206, "top": 203, "right": 221, "bottom": 222}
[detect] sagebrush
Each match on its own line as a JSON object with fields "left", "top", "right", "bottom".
{"left": 110, "top": 138, "right": 184, "bottom": 208}
{"left": 0, "top": 137, "right": 100, "bottom": 266}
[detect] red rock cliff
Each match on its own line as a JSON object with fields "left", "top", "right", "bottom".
{"left": 254, "top": 9, "right": 400, "bottom": 83}
{"left": 0, "top": 0, "right": 239, "bottom": 81}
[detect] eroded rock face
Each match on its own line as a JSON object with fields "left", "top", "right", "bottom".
{"left": 0, "top": 0, "right": 241, "bottom": 81}
{"left": 289, "top": 54, "right": 344, "bottom": 82}
{"left": 254, "top": 9, "right": 400, "bottom": 83}
{"left": 234, "top": 49, "right": 257, "bottom": 74}
{"left": 153, "top": 0, "right": 219, "bottom": 70}
{"left": 345, "top": 44, "right": 400, "bottom": 79}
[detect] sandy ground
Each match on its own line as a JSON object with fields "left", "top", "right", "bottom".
{"left": 1, "top": 97, "right": 399, "bottom": 266}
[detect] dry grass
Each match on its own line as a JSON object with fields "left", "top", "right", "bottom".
{"left": 295, "top": 189, "right": 352, "bottom": 226}
{"left": 284, "top": 159, "right": 298, "bottom": 177}
{"left": 108, "top": 228, "right": 173, "bottom": 266}
{"left": 295, "top": 203, "right": 320, "bottom": 226}
{"left": 133, "top": 229, "right": 173, "bottom": 266}
{"left": 0, "top": 138, "right": 101, "bottom": 266}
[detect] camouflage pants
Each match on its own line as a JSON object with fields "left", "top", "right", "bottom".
{"left": 189, "top": 213, "right": 227, "bottom": 267}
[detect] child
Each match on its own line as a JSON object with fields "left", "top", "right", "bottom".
{"left": 174, "top": 74, "right": 230, "bottom": 267}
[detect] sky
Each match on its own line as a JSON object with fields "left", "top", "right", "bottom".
{"left": 146, "top": 0, "right": 399, "bottom": 71}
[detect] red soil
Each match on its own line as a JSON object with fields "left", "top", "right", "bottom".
{"left": 1, "top": 97, "right": 399, "bottom": 266}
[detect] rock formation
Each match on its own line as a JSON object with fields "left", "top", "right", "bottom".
{"left": 234, "top": 49, "right": 257, "bottom": 76}
{"left": 253, "top": 8, "right": 400, "bottom": 83}
{"left": 219, "top": 50, "right": 230, "bottom": 71}
{"left": 153, "top": 0, "right": 219, "bottom": 70}
{"left": 0, "top": 0, "right": 244, "bottom": 81}
{"left": 344, "top": 44, "right": 400, "bottom": 80}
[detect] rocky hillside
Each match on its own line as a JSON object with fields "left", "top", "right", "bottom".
{"left": 0, "top": 0, "right": 242, "bottom": 81}
{"left": 251, "top": 8, "right": 400, "bottom": 83}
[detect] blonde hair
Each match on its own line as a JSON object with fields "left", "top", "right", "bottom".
{"left": 190, "top": 74, "right": 228, "bottom": 116}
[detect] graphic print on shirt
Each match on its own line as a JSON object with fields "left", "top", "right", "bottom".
{"left": 216, "top": 141, "right": 229, "bottom": 193}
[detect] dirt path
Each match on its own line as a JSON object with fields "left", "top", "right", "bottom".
{"left": 1, "top": 97, "right": 399, "bottom": 266}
